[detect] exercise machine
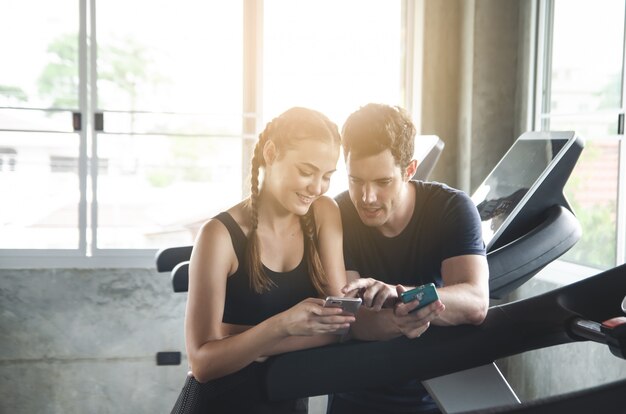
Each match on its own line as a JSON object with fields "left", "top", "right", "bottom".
{"left": 158, "top": 131, "right": 626, "bottom": 413}
{"left": 264, "top": 131, "right": 592, "bottom": 413}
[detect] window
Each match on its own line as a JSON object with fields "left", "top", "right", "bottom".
{"left": 0, "top": 0, "right": 407, "bottom": 267}
{"left": 263, "top": 0, "right": 404, "bottom": 196}
{"left": 0, "top": 0, "right": 243, "bottom": 264}
{"left": 536, "top": 0, "right": 626, "bottom": 269}
{"left": 93, "top": 0, "right": 244, "bottom": 252}
{"left": 263, "top": 0, "right": 403, "bottom": 125}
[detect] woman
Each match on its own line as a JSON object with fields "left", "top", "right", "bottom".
{"left": 182, "top": 107, "right": 353, "bottom": 413}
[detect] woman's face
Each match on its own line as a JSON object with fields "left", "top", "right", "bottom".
{"left": 263, "top": 137, "right": 340, "bottom": 216}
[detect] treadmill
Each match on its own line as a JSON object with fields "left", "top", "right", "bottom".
{"left": 264, "top": 130, "right": 589, "bottom": 413}
{"left": 158, "top": 131, "right": 626, "bottom": 413}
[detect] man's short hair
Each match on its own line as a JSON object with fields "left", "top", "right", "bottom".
{"left": 342, "top": 103, "right": 416, "bottom": 169}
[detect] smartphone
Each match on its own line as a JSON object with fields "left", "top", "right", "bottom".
{"left": 400, "top": 283, "right": 439, "bottom": 313}
{"left": 324, "top": 296, "right": 362, "bottom": 315}
{"left": 324, "top": 296, "right": 362, "bottom": 335}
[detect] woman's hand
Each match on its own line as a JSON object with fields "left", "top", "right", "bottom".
{"left": 276, "top": 298, "right": 356, "bottom": 336}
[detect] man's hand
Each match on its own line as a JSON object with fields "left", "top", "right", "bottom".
{"left": 393, "top": 285, "right": 445, "bottom": 338}
{"left": 342, "top": 277, "right": 398, "bottom": 311}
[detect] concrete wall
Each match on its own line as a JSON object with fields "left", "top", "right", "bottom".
{"left": 0, "top": 267, "right": 330, "bottom": 413}
{"left": 421, "top": 0, "right": 463, "bottom": 188}
{"left": 0, "top": 268, "right": 188, "bottom": 413}
{"left": 468, "top": 0, "right": 523, "bottom": 192}
{"left": 421, "top": 0, "right": 528, "bottom": 193}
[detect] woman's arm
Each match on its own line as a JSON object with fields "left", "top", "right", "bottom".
{"left": 314, "top": 196, "right": 349, "bottom": 295}
{"left": 185, "top": 217, "right": 352, "bottom": 383}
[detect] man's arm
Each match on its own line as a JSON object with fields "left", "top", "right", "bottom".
{"left": 344, "top": 253, "right": 489, "bottom": 340}
{"left": 390, "top": 254, "right": 489, "bottom": 328}
{"left": 432, "top": 254, "right": 489, "bottom": 326}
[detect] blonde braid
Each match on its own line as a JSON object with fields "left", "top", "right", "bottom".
{"left": 246, "top": 123, "right": 279, "bottom": 293}
{"left": 300, "top": 209, "right": 328, "bottom": 296}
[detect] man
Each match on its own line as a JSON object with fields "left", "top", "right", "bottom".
{"left": 328, "top": 103, "right": 490, "bottom": 414}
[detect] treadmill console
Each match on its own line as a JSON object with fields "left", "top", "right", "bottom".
{"left": 471, "top": 131, "right": 584, "bottom": 251}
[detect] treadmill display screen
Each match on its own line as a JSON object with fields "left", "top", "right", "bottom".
{"left": 471, "top": 132, "right": 575, "bottom": 249}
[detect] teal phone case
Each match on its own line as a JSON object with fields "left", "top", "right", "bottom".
{"left": 400, "top": 283, "right": 439, "bottom": 312}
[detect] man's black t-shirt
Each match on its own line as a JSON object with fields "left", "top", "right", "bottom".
{"left": 333, "top": 181, "right": 485, "bottom": 413}
{"left": 338, "top": 180, "right": 485, "bottom": 286}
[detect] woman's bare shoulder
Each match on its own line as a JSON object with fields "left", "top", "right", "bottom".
{"left": 312, "top": 195, "right": 340, "bottom": 218}
{"left": 196, "top": 201, "right": 250, "bottom": 239}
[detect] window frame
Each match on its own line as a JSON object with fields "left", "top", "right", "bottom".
{"left": 0, "top": 0, "right": 417, "bottom": 269}
{"left": 533, "top": 0, "right": 626, "bottom": 270}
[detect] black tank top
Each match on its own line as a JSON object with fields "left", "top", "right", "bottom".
{"left": 215, "top": 212, "right": 318, "bottom": 326}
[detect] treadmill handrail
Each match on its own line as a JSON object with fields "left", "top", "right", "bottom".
{"left": 155, "top": 245, "right": 192, "bottom": 273}
{"left": 263, "top": 263, "right": 626, "bottom": 400}
{"left": 172, "top": 261, "right": 190, "bottom": 293}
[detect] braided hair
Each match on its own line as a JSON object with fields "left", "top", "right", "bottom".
{"left": 245, "top": 107, "right": 340, "bottom": 295}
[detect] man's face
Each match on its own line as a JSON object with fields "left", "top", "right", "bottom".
{"left": 346, "top": 149, "right": 407, "bottom": 229}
